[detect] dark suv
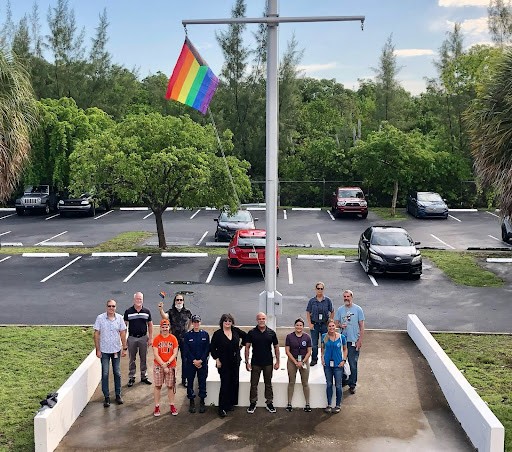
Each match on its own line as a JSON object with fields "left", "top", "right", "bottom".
{"left": 331, "top": 187, "right": 368, "bottom": 219}
{"left": 15, "top": 185, "right": 59, "bottom": 215}
{"left": 502, "top": 216, "right": 512, "bottom": 243}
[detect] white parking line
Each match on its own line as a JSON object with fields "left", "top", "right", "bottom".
{"left": 327, "top": 211, "right": 335, "bottom": 220}
{"left": 359, "top": 260, "right": 378, "bottom": 286}
{"left": 206, "top": 256, "right": 221, "bottom": 284}
{"left": 448, "top": 214, "right": 461, "bottom": 222}
{"left": 0, "top": 214, "right": 15, "bottom": 220}
{"left": 93, "top": 210, "right": 113, "bottom": 220}
{"left": 196, "top": 231, "right": 208, "bottom": 246}
{"left": 287, "top": 258, "right": 293, "bottom": 284}
{"left": 283, "top": 210, "right": 287, "bottom": 220}
{"left": 45, "top": 213, "right": 60, "bottom": 221}
{"left": 430, "top": 234, "right": 455, "bottom": 249}
{"left": 0, "top": 231, "right": 11, "bottom": 237}
{"left": 190, "top": 209, "right": 201, "bottom": 219}
{"left": 143, "top": 211, "right": 154, "bottom": 220}
{"left": 123, "top": 256, "right": 151, "bottom": 283}
{"left": 486, "top": 211, "right": 499, "bottom": 218}
{"left": 0, "top": 256, "right": 12, "bottom": 263}
{"left": 488, "top": 235, "right": 511, "bottom": 246}
{"left": 40, "top": 256, "right": 82, "bottom": 282}
{"left": 316, "top": 233, "right": 325, "bottom": 248}
{"left": 35, "top": 231, "right": 68, "bottom": 246}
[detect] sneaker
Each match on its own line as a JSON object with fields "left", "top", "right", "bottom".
{"left": 103, "top": 397, "right": 110, "bottom": 408}
{"left": 266, "top": 403, "right": 276, "bottom": 413}
{"left": 333, "top": 406, "right": 341, "bottom": 413}
{"left": 285, "top": 403, "right": 293, "bottom": 412}
{"left": 141, "top": 377, "right": 152, "bottom": 385}
{"left": 218, "top": 409, "right": 227, "bottom": 418}
{"left": 324, "top": 406, "right": 332, "bottom": 414}
{"left": 349, "top": 386, "right": 356, "bottom": 394}
{"left": 199, "top": 399, "right": 206, "bottom": 413}
{"left": 170, "top": 404, "right": 178, "bottom": 416}
{"left": 304, "top": 404, "right": 312, "bottom": 412}
{"left": 127, "top": 378, "right": 135, "bottom": 387}
{"left": 153, "top": 405, "right": 161, "bottom": 417}
{"left": 310, "top": 359, "right": 317, "bottom": 366}
{"left": 247, "top": 402, "right": 257, "bottom": 414}
{"left": 115, "top": 395, "right": 124, "bottom": 405}
{"left": 189, "top": 399, "right": 196, "bottom": 413}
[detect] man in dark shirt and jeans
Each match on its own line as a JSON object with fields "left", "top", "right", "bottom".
{"left": 124, "top": 292, "right": 153, "bottom": 387}
{"left": 306, "top": 281, "right": 334, "bottom": 366}
{"left": 245, "top": 312, "right": 280, "bottom": 414}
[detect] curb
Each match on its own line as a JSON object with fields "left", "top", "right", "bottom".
{"left": 22, "top": 253, "right": 69, "bottom": 257}
{"left": 161, "top": 252, "right": 208, "bottom": 257}
{"left": 91, "top": 252, "right": 137, "bottom": 257}
{"left": 297, "top": 254, "right": 345, "bottom": 260}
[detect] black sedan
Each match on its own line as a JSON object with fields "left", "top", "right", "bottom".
{"left": 214, "top": 209, "right": 257, "bottom": 242}
{"left": 358, "top": 226, "right": 422, "bottom": 279}
{"left": 406, "top": 191, "right": 448, "bottom": 219}
{"left": 58, "top": 193, "right": 97, "bottom": 217}
{"left": 502, "top": 216, "right": 512, "bottom": 243}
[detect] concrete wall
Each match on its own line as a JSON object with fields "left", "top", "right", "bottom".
{"left": 34, "top": 349, "right": 100, "bottom": 452}
{"left": 407, "top": 314, "right": 504, "bottom": 452}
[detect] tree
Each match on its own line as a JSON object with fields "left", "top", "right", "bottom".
{"left": 69, "top": 113, "right": 252, "bottom": 248}
{"left": 488, "top": 0, "right": 512, "bottom": 46}
{"left": 465, "top": 48, "right": 512, "bottom": 216}
{"left": 0, "top": 47, "right": 38, "bottom": 202}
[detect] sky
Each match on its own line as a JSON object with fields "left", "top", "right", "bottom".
{"left": 4, "top": 0, "right": 494, "bottom": 95}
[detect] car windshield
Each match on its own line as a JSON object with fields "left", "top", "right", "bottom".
{"left": 417, "top": 193, "right": 443, "bottom": 202}
{"left": 26, "top": 185, "right": 49, "bottom": 194}
{"left": 338, "top": 189, "right": 364, "bottom": 198}
{"left": 237, "top": 237, "right": 266, "bottom": 247}
{"left": 371, "top": 231, "right": 413, "bottom": 246}
{"left": 220, "top": 211, "right": 252, "bottom": 222}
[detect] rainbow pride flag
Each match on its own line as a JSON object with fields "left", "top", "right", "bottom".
{"left": 165, "top": 38, "right": 219, "bottom": 114}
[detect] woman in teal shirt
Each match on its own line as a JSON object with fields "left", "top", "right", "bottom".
{"left": 321, "top": 320, "right": 347, "bottom": 413}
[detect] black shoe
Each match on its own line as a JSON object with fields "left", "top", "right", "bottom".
{"left": 103, "top": 397, "right": 110, "bottom": 408}
{"left": 247, "top": 402, "right": 256, "bottom": 414}
{"left": 181, "top": 380, "right": 187, "bottom": 387}
{"left": 266, "top": 403, "right": 276, "bottom": 413}
{"left": 304, "top": 404, "right": 312, "bottom": 412}
{"left": 310, "top": 359, "right": 317, "bottom": 366}
{"left": 115, "top": 395, "right": 124, "bottom": 405}
{"left": 189, "top": 399, "right": 196, "bottom": 413}
{"left": 199, "top": 399, "right": 206, "bottom": 413}
{"left": 285, "top": 403, "right": 293, "bottom": 412}
{"left": 349, "top": 386, "right": 356, "bottom": 394}
{"left": 127, "top": 378, "right": 135, "bottom": 387}
{"left": 218, "top": 409, "right": 227, "bottom": 418}
{"left": 141, "top": 377, "right": 152, "bottom": 385}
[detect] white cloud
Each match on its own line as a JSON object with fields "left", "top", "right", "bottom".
{"left": 401, "top": 79, "right": 428, "bottom": 96}
{"left": 297, "top": 62, "right": 337, "bottom": 74}
{"left": 439, "top": 0, "right": 487, "bottom": 6}
{"left": 395, "top": 49, "right": 436, "bottom": 57}
{"left": 446, "top": 16, "right": 489, "bottom": 35}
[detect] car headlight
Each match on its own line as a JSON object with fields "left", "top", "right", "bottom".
{"left": 369, "top": 252, "right": 384, "bottom": 263}
{"left": 337, "top": 201, "right": 346, "bottom": 206}
{"left": 58, "top": 200, "right": 64, "bottom": 205}
{"left": 360, "top": 201, "right": 367, "bottom": 207}
{"left": 218, "top": 226, "right": 228, "bottom": 232}
{"left": 229, "top": 247, "right": 237, "bottom": 255}
{"left": 80, "top": 200, "right": 90, "bottom": 205}
{"left": 412, "top": 254, "right": 422, "bottom": 264}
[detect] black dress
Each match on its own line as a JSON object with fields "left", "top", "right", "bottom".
{"left": 210, "top": 327, "right": 247, "bottom": 411}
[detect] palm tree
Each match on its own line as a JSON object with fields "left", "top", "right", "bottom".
{"left": 0, "top": 46, "right": 38, "bottom": 203}
{"left": 465, "top": 48, "right": 512, "bottom": 216}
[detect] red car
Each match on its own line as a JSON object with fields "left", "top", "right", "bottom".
{"left": 227, "top": 229, "right": 280, "bottom": 274}
{"left": 331, "top": 186, "right": 368, "bottom": 219}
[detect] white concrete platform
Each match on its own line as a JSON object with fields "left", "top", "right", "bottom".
{"left": 204, "top": 347, "right": 328, "bottom": 408}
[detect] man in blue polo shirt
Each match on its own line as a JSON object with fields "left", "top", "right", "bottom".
{"left": 124, "top": 292, "right": 153, "bottom": 387}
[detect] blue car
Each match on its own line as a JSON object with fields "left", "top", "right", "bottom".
{"left": 406, "top": 192, "right": 448, "bottom": 219}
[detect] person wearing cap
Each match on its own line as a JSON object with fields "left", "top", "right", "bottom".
{"left": 152, "top": 318, "right": 179, "bottom": 417}
{"left": 182, "top": 314, "right": 210, "bottom": 414}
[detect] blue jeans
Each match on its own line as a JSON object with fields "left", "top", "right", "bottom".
{"left": 310, "top": 323, "right": 327, "bottom": 361}
{"left": 324, "top": 365, "right": 343, "bottom": 407}
{"left": 101, "top": 352, "right": 121, "bottom": 398}
{"left": 346, "top": 344, "right": 360, "bottom": 388}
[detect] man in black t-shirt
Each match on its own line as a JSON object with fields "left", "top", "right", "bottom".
{"left": 244, "top": 312, "right": 279, "bottom": 414}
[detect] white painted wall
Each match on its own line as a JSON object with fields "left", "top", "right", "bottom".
{"left": 407, "top": 314, "right": 504, "bottom": 452}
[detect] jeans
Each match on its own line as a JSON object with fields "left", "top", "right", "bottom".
{"left": 324, "top": 365, "right": 343, "bottom": 407}
{"left": 250, "top": 364, "right": 274, "bottom": 404}
{"left": 310, "top": 323, "right": 327, "bottom": 361}
{"left": 101, "top": 352, "right": 121, "bottom": 398}
{"left": 186, "top": 362, "right": 208, "bottom": 400}
{"left": 346, "top": 344, "right": 360, "bottom": 388}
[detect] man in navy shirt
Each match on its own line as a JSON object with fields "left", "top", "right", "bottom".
{"left": 306, "top": 282, "right": 334, "bottom": 366}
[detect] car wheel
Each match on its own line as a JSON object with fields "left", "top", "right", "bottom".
{"left": 361, "top": 212, "right": 368, "bottom": 219}
{"left": 410, "top": 274, "right": 421, "bottom": 280}
{"left": 59, "top": 211, "right": 67, "bottom": 217}
{"left": 16, "top": 208, "right": 24, "bottom": 216}
{"left": 276, "top": 267, "right": 280, "bottom": 275}
{"left": 406, "top": 203, "right": 410, "bottom": 214}
{"left": 44, "top": 203, "right": 50, "bottom": 215}
{"left": 365, "top": 256, "right": 372, "bottom": 275}
{"left": 502, "top": 227, "right": 511, "bottom": 244}
{"left": 88, "top": 205, "right": 96, "bottom": 217}
{"left": 227, "top": 267, "right": 234, "bottom": 275}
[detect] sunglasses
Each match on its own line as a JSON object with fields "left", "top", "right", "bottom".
{"left": 316, "top": 287, "right": 324, "bottom": 290}
{"left": 175, "top": 299, "right": 184, "bottom": 301}
{"left": 107, "top": 305, "right": 116, "bottom": 308}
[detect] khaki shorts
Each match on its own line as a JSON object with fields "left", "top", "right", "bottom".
{"left": 153, "top": 365, "right": 176, "bottom": 388}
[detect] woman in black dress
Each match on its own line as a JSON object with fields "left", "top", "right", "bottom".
{"left": 210, "top": 313, "right": 247, "bottom": 417}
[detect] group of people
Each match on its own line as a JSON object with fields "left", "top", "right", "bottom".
{"left": 93, "top": 282, "right": 365, "bottom": 416}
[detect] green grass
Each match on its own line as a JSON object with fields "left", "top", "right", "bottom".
{"left": 371, "top": 207, "right": 408, "bottom": 221}
{"left": 0, "top": 326, "right": 93, "bottom": 452}
{"left": 434, "top": 333, "right": 512, "bottom": 451}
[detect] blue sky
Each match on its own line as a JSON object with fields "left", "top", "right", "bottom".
{"left": 5, "top": 0, "right": 492, "bottom": 95}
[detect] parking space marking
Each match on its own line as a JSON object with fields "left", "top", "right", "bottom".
{"left": 190, "top": 209, "right": 201, "bottom": 219}
{"left": 45, "top": 214, "right": 60, "bottom": 221}
{"left": 40, "top": 256, "right": 82, "bottom": 282}
{"left": 206, "top": 256, "right": 221, "bottom": 283}
{"left": 327, "top": 211, "right": 335, "bottom": 220}
{"left": 359, "top": 260, "right": 378, "bottom": 286}
{"left": 35, "top": 231, "right": 68, "bottom": 246}
{"left": 316, "top": 233, "right": 325, "bottom": 248}
{"left": 0, "top": 256, "right": 12, "bottom": 263}
{"left": 448, "top": 214, "right": 461, "bottom": 222}
{"left": 0, "top": 231, "right": 11, "bottom": 237}
{"left": 486, "top": 211, "right": 500, "bottom": 218}
{"left": 196, "top": 231, "right": 208, "bottom": 246}
{"left": 0, "top": 214, "right": 15, "bottom": 220}
{"left": 143, "top": 211, "right": 154, "bottom": 219}
{"left": 287, "top": 257, "right": 293, "bottom": 284}
{"left": 283, "top": 209, "right": 287, "bottom": 220}
{"left": 430, "top": 234, "right": 455, "bottom": 249}
{"left": 123, "top": 256, "right": 152, "bottom": 283}
{"left": 93, "top": 210, "right": 113, "bottom": 220}
{"left": 488, "top": 235, "right": 511, "bottom": 246}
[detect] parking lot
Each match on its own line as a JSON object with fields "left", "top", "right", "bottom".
{"left": 0, "top": 207, "right": 511, "bottom": 332}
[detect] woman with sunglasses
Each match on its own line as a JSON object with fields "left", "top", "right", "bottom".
{"left": 158, "top": 293, "right": 192, "bottom": 387}
{"left": 209, "top": 313, "right": 247, "bottom": 418}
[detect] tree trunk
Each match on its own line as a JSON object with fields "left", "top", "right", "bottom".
{"left": 154, "top": 209, "right": 167, "bottom": 249}
{"left": 391, "top": 180, "right": 399, "bottom": 217}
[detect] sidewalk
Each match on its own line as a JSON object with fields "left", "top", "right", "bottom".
{"left": 56, "top": 330, "right": 473, "bottom": 451}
